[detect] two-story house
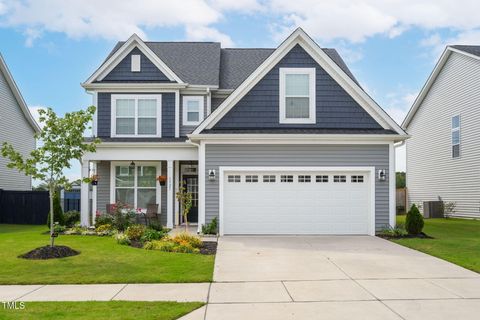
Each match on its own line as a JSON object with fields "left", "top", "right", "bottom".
{"left": 0, "top": 54, "right": 40, "bottom": 190}
{"left": 403, "top": 45, "right": 480, "bottom": 218}
{"left": 80, "top": 28, "right": 408, "bottom": 235}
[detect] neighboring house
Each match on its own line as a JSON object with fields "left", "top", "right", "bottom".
{"left": 403, "top": 45, "right": 480, "bottom": 219}
{"left": 80, "top": 28, "right": 408, "bottom": 235}
{"left": 0, "top": 54, "right": 40, "bottom": 190}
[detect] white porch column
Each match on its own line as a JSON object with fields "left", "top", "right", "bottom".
{"left": 167, "top": 160, "right": 174, "bottom": 228}
{"left": 80, "top": 160, "right": 90, "bottom": 227}
{"left": 91, "top": 161, "right": 97, "bottom": 225}
{"left": 198, "top": 141, "right": 205, "bottom": 233}
{"left": 174, "top": 160, "right": 180, "bottom": 226}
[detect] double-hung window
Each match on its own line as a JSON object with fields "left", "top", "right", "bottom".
{"left": 279, "top": 68, "right": 316, "bottom": 124}
{"left": 112, "top": 163, "right": 159, "bottom": 210}
{"left": 183, "top": 96, "right": 204, "bottom": 126}
{"left": 452, "top": 115, "right": 460, "bottom": 158}
{"left": 112, "top": 95, "right": 161, "bottom": 137}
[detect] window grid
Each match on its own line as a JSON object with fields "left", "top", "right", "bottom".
{"left": 113, "top": 95, "right": 160, "bottom": 137}
{"left": 245, "top": 175, "right": 259, "bottom": 183}
{"left": 316, "top": 175, "right": 329, "bottom": 183}
{"left": 279, "top": 68, "right": 316, "bottom": 124}
{"left": 263, "top": 175, "right": 276, "bottom": 183}
{"left": 351, "top": 175, "right": 364, "bottom": 183}
{"left": 334, "top": 175, "right": 346, "bottom": 183}
{"left": 280, "top": 175, "right": 293, "bottom": 183}
{"left": 452, "top": 115, "right": 460, "bottom": 158}
{"left": 227, "top": 175, "right": 241, "bottom": 183}
{"left": 298, "top": 175, "right": 311, "bottom": 183}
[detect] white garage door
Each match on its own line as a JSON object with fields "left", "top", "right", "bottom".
{"left": 221, "top": 169, "right": 373, "bottom": 235}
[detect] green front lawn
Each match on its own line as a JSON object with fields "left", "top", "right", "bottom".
{"left": 393, "top": 216, "right": 480, "bottom": 273}
{"left": 0, "top": 301, "right": 203, "bottom": 320}
{"left": 0, "top": 225, "right": 214, "bottom": 284}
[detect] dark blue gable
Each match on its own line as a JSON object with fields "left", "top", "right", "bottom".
{"left": 100, "top": 47, "right": 174, "bottom": 83}
{"left": 213, "top": 45, "right": 382, "bottom": 130}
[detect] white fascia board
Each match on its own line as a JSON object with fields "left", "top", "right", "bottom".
{"left": 81, "top": 82, "right": 188, "bottom": 91}
{"left": 0, "top": 54, "right": 41, "bottom": 133}
{"left": 402, "top": 46, "right": 480, "bottom": 128}
{"left": 83, "top": 144, "right": 198, "bottom": 161}
{"left": 193, "top": 28, "right": 406, "bottom": 136}
{"left": 94, "top": 141, "right": 193, "bottom": 148}
{"left": 83, "top": 34, "right": 183, "bottom": 85}
{"left": 188, "top": 133, "right": 410, "bottom": 142}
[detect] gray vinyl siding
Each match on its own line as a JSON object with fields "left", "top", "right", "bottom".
{"left": 97, "top": 92, "right": 176, "bottom": 138}
{"left": 406, "top": 51, "right": 480, "bottom": 218}
{"left": 0, "top": 70, "right": 35, "bottom": 190}
{"left": 211, "top": 96, "right": 227, "bottom": 112}
{"left": 205, "top": 144, "right": 390, "bottom": 231}
{"left": 179, "top": 95, "right": 208, "bottom": 136}
{"left": 101, "top": 47, "right": 173, "bottom": 83}
{"left": 213, "top": 44, "right": 382, "bottom": 130}
{"left": 96, "top": 161, "right": 111, "bottom": 213}
{"left": 96, "top": 160, "right": 168, "bottom": 225}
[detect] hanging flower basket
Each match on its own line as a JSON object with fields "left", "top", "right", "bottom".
{"left": 91, "top": 174, "right": 99, "bottom": 186}
{"left": 157, "top": 175, "right": 167, "bottom": 186}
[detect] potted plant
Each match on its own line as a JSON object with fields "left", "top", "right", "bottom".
{"left": 90, "top": 174, "right": 99, "bottom": 185}
{"left": 157, "top": 175, "right": 167, "bottom": 186}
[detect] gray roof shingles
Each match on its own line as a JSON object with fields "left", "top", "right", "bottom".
{"left": 451, "top": 45, "right": 480, "bottom": 58}
{"left": 102, "top": 41, "right": 358, "bottom": 88}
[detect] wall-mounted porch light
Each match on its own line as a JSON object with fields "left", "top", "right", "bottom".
{"left": 208, "top": 169, "right": 216, "bottom": 181}
{"left": 129, "top": 161, "right": 136, "bottom": 170}
{"left": 377, "top": 169, "right": 387, "bottom": 181}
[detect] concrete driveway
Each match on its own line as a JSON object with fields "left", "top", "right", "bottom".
{"left": 187, "top": 236, "right": 480, "bottom": 320}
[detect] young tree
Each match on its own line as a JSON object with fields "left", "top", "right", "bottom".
{"left": 176, "top": 182, "right": 193, "bottom": 232}
{"left": 1, "top": 106, "right": 100, "bottom": 247}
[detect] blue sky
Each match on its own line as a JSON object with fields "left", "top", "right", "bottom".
{"left": 2, "top": 0, "right": 480, "bottom": 180}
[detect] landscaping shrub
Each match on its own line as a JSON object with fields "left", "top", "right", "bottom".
{"left": 202, "top": 217, "right": 218, "bottom": 235}
{"left": 95, "top": 214, "right": 113, "bottom": 228}
{"left": 143, "top": 240, "right": 199, "bottom": 254}
{"left": 172, "top": 233, "right": 202, "bottom": 248}
{"left": 115, "top": 233, "right": 131, "bottom": 245}
{"left": 46, "top": 192, "right": 65, "bottom": 227}
{"left": 53, "top": 223, "right": 66, "bottom": 233}
{"left": 110, "top": 203, "right": 136, "bottom": 231}
{"left": 64, "top": 210, "right": 80, "bottom": 227}
{"left": 125, "top": 224, "right": 146, "bottom": 241}
{"left": 378, "top": 224, "right": 407, "bottom": 237}
{"left": 405, "top": 204, "right": 424, "bottom": 235}
{"left": 95, "top": 224, "right": 113, "bottom": 236}
{"left": 148, "top": 221, "right": 165, "bottom": 232}
{"left": 141, "top": 228, "right": 167, "bottom": 242}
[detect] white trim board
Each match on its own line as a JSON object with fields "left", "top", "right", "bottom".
{"left": 402, "top": 46, "right": 480, "bottom": 128}
{"left": 193, "top": 28, "right": 406, "bottom": 137}
{"left": 83, "top": 33, "right": 183, "bottom": 85}
{"left": 218, "top": 166, "right": 376, "bottom": 236}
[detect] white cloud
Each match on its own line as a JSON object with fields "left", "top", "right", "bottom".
{"left": 209, "top": 0, "right": 263, "bottom": 12}
{"left": 0, "top": 0, "right": 230, "bottom": 45}
{"left": 28, "top": 106, "right": 46, "bottom": 128}
{"left": 185, "top": 25, "right": 234, "bottom": 47}
{"left": 383, "top": 91, "right": 417, "bottom": 124}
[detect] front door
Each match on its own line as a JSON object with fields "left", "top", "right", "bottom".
{"left": 182, "top": 175, "right": 198, "bottom": 223}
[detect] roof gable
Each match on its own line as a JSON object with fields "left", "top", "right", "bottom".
{"left": 212, "top": 44, "right": 382, "bottom": 131}
{"left": 193, "top": 28, "right": 406, "bottom": 136}
{"left": 100, "top": 47, "right": 173, "bottom": 83}
{"left": 83, "top": 34, "right": 183, "bottom": 85}
{"left": 402, "top": 46, "right": 480, "bottom": 128}
{"left": 0, "top": 54, "right": 40, "bottom": 133}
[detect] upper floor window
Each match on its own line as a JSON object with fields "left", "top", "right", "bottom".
{"left": 183, "top": 96, "right": 204, "bottom": 126}
{"left": 111, "top": 94, "right": 162, "bottom": 137}
{"left": 452, "top": 115, "right": 460, "bottom": 158}
{"left": 279, "top": 68, "right": 316, "bottom": 124}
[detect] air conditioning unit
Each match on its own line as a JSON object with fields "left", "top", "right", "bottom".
{"left": 423, "top": 201, "right": 444, "bottom": 218}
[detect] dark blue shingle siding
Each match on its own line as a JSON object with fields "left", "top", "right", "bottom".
{"left": 100, "top": 47, "right": 174, "bottom": 83}
{"left": 97, "top": 92, "right": 176, "bottom": 138}
{"left": 213, "top": 45, "right": 382, "bottom": 130}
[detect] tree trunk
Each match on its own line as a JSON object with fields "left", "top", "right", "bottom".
{"left": 49, "top": 186, "right": 55, "bottom": 247}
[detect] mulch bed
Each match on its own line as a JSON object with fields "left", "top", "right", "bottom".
{"left": 200, "top": 241, "right": 217, "bottom": 255}
{"left": 378, "top": 232, "right": 434, "bottom": 240}
{"left": 19, "top": 245, "right": 80, "bottom": 260}
{"left": 130, "top": 240, "right": 144, "bottom": 248}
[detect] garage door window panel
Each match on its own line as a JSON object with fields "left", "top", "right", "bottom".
{"left": 334, "top": 175, "right": 346, "bottom": 183}
{"left": 280, "top": 175, "right": 293, "bottom": 182}
{"left": 228, "top": 175, "right": 241, "bottom": 183}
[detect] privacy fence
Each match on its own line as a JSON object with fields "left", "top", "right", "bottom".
{"left": 0, "top": 190, "right": 49, "bottom": 225}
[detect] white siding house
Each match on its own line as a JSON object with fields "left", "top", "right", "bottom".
{"left": 0, "top": 54, "right": 40, "bottom": 190}
{"left": 403, "top": 46, "right": 480, "bottom": 218}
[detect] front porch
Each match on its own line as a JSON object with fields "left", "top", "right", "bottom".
{"left": 80, "top": 143, "right": 202, "bottom": 231}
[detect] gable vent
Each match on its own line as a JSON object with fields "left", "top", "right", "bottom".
{"left": 131, "top": 54, "right": 141, "bottom": 72}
